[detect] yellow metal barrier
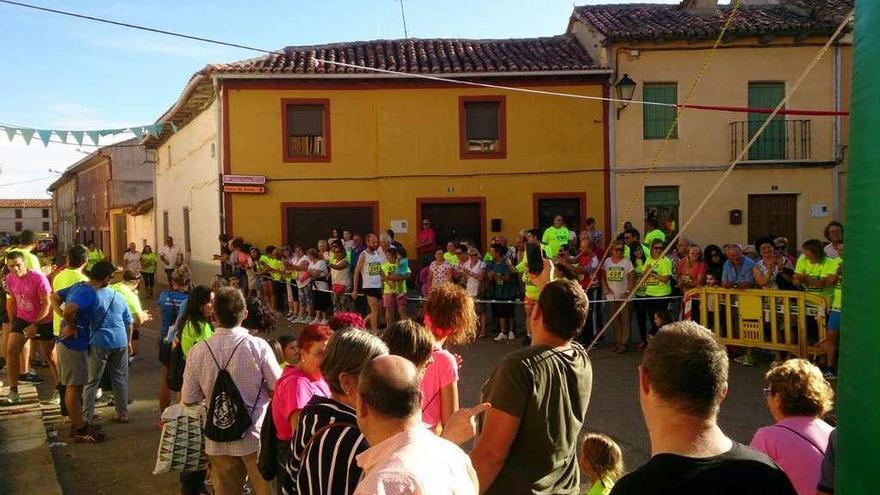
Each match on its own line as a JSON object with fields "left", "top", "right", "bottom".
{"left": 685, "top": 287, "right": 828, "bottom": 358}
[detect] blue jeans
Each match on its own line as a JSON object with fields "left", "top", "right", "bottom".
{"left": 84, "top": 346, "right": 129, "bottom": 422}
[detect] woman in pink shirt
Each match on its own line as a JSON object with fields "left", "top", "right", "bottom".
{"left": 750, "top": 359, "right": 835, "bottom": 495}
{"left": 272, "top": 324, "right": 333, "bottom": 487}
{"left": 420, "top": 284, "right": 476, "bottom": 435}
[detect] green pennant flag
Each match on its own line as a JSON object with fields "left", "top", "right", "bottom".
{"left": 129, "top": 126, "right": 145, "bottom": 138}
{"left": 55, "top": 130, "right": 69, "bottom": 143}
{"left": 146, "top": 124, "right": 161, "bottom": 138}
{"left": 170, "top": 122, "right": 178, "bottom": 133}
{"left": 86, "top": 130, "right": 100, "bottom": 146}
{"left": 3, "top": 127, "right": 16, "bottom": 142}
{"left": 70, "top": 131, "right": 84, "bottom": 145}
{"left": 37, "top": 129, "right": 53, "bottom": 147}
{"left": 20, "top": 128, "right": 35, "bottom": 145}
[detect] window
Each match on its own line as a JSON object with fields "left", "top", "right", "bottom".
{"left": 282, "top": 99, "right": 330, "bottom": 162}
{"left": 42, "top": 221, "right": 50, "bottom": 231}
{"left": 460, "top": 96, "right": 506, "bottom": 159}
{"left": 162, "top": 210, "right": 169, "bottom": 240}
{"left": 42, "top": 209, "right": 49, "bottom": 218}
{"left": 748, "top": 82, "right": 786, "bottom": 160}
{"left": 182, "top": 207, "right": 191, "bottom": 254}
{"left": 645, "top": 186, "right": 680, "bottom": 234}
{"left": 14, "top": 221, "right": 22, "bottom": 232}
{"left": 14, "top": 209, "right": 21, "bottom": 219}
{"left": 643, "top": 83, "right": 678, "bottom": 140}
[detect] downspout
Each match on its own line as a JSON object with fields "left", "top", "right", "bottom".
{"left": 608, "top": 45, "right": 618, "bottom": 232}
{"left": 214, "top": 75, "right": 225, "bottom": 235}
{"left": 832, "top": 43, "right": 842, "bottom": 220}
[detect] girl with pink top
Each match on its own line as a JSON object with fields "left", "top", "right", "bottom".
{"left": 420, "top": 284, "right": 476, "bottom": 434}
{"left": 750, "top": 359, "right": 835, "bottom": 495}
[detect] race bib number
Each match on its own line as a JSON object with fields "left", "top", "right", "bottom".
{"left": 368, "top": 262, "right": 381, "bottom": 276}
{"left": 646, "top": 272, "right": 660, "bottom": 286}
{"left": 607, "top": 266, "right": 625, "bottom": 282}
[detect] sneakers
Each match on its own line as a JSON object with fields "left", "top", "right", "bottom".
{"left": 72, "top": 425, "right": 106, "bottom": 444}
{"left": 507, "top": 331, "right": 516, "bottom": 341}
{"left": 18, "top": 372, "right": 43, "bottom": 384}
{"left": 733, "top": 355, "right": 755, "bottom": 367}
{"left": 493, "top": 332, "right": 507, "bottom": 342}
{"left": 0, "top": 391, "right": 21, "bottom": 407}
{"left": 49, "top": 390, "right": 61, "bottom": 406}
{"left": 821, "top": 367, "right": 837, "bottom": 380}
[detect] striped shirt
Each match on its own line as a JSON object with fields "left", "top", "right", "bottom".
{"left": 285, "top": 395, "right": 368, "bottom": 495}
{"left": 181, "top": 326, "right": 281, "bottom": 457}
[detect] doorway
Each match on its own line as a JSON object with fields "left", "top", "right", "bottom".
{"left": 113, "top": 213, "right": 127, "bottom": 266}
{"left": 748, "top": 194, "right": 797, "bottom": 246}
{"left": 284, "top": 202, "right": 378, "bottom": 249}
{"left": 533, "top": 193, "right": 586, "bottom": 233}
{"left": 418, "top": 198, "right": 486, "bottom": 251}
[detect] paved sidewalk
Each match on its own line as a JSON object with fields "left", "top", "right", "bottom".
{"left": 0, "top": 382, "right": 63, "bottom": 495}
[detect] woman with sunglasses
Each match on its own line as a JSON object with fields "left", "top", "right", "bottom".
{"left": 703, "top": 244, "right": 727, "bottom": 283}
{"left": 601, "top": 241, "right": 634, "bottom": 353}
{"left": 460, "top": 247, "right": 487, "bottom": 337}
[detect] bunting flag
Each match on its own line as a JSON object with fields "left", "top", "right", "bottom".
{"left": 37, "top": 129, "right": 53, "bottom": 147}
{"left": 0, "top": 121, "right": 175, "bottom": 146}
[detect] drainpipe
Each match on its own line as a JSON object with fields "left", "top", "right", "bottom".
{"left": 214, "top": 75, "right": 225, "bottom": 236}
{"left": 832, "top": 43, "right": 842, "bottom": 221}
{"left": 608, "top": 45, "right": 618, "bottom": 231}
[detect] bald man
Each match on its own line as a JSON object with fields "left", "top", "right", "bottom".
{"left": 353, "top": 355, "right": 478, "bottom": 495}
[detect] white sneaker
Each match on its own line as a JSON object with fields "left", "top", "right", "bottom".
{"left": 507, "top": 331, "right": 516, "bottom": 340}
{"left": 494, "top": 333, "right": 507, "bottom": 342}
{"left": 319, "top": 319, "right": 328, "bottom": 325}
{"left": 49, "top": 390, "right": 61, "bottom": 405}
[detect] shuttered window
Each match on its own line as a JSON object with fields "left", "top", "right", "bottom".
{"left": 460, "top": 96, "right": 506, "bottom": 158}
{"left": 643, "top": 83, "right": 678, "bottom": 140}
{"left": 283, "top": 100, "right": 330, "bottom": 161}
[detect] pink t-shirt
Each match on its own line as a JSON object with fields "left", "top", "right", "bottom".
{"left": 6, "top": 270, "right": 51, "bottom": 323}
{"left": 419, "top": 346, "right": 459, "bottom": 429}
{"left": 750, "top": 416, "right": 833, "bottom": 495}
{"left": 272, "top": 366, "right": 330, "bottom": 441}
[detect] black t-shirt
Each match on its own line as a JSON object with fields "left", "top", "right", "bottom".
{"left": 610, "top": 442, "right": 797, "bottom": 495}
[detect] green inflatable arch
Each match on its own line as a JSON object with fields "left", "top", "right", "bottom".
{"left": 839, "top": 1, "right": 876, "bottom": 493}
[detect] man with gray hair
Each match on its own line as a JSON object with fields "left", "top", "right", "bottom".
{"left": 354, "top": 355, "right": 478, "bottom": 495}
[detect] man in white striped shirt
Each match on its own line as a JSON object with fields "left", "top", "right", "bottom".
{"left": 182, "top": 287, "right": 282, "bottom": 495}
{"left": 286, "top": 329, "right": 388, "bottom": 495}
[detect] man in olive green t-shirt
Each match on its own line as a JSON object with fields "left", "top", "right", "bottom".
{"left": 471, "top": 262, "right": 593, "bottom": 495}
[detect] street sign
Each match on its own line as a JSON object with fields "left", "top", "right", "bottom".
{"left": 223, "top": 184, "right": 266, "bottom": 194}
{"left": 222, "top": 174, "right": 266, "bottom": 185}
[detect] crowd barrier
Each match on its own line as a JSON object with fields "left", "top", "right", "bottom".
{"left": 684, "top": 287, "right": 828, "bottom": 358}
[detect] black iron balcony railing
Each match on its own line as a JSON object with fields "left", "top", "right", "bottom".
{"left": 730, "top": 119, "right": 811, "bottom": 161}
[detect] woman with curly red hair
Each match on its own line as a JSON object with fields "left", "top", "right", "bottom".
{"left": 420, "top": 284, "right": 476, "bottom": 434}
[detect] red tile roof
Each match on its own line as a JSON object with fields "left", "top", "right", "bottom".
{"left": 0, "top": 199, "right": 52, "bottom": 208}
{"left": 207, "top": 35, "right": 602, "bottom": 75}
{"left": 572, "top": 0, "right": 852, "bottom": 43}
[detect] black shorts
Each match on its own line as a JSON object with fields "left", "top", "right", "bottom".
{"left": 158, "top": 340, "right": 172, "bottom": 366}
{"left": 363, "top": 288, "right": 382, "bottom": 299}
{"left": 11, "top": 317, "right": 54, "bottom": 341}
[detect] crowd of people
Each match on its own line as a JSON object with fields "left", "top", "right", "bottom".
{"left": 0, "top": 216, "right": 843, "bottom": 495}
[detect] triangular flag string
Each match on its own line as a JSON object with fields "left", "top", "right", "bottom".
{"left": 37, "top": 129, "right": 53, "bottom": 147}
{"left": 70, "top": 130, "right": 84, "bottom": 146}
{"left": 55, "top": 130, "right": 69, "bottom": 143}
{"left": 20, "top": 128, "right": 35, "bottom": 145}
{"left": 86, "top": 130, "right": 101, "bottom": 146}
{"left": 0, "top": 121, "right": 173, "bottom": 146}
{"left": 3, "top": 127, "right": 17, "bottom": 142}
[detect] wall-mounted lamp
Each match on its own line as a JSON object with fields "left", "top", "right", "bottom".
{"left": 614, "top": 73, "right": 637, "bottom": 119}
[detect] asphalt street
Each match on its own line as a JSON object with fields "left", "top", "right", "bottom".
{"left": 30, "top": 295, "right": 774, "bottom": 494}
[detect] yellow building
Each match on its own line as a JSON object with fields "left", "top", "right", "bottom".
{"left": 569, "top": 0, "right": 852, "bottom": 248}
{"left": 146, "top": 36, "right": 611, "bottom": 283}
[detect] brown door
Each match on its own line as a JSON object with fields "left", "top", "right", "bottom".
{"left": 113, "top": 213, "right": 127, "bottom": 265}
{"left": 286, "top": 205, "right": 375, "bottom": 248}
{"left": 420, "top": 201, "right": 484, "bottom": 251}
{"left": 748, "top": 194, "right": 797, "bottom": 245}
{"left": 536, "top": 196, "right": 583, "bottom": 233}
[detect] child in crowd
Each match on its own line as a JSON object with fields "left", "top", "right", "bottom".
{"left": 652, "top": 309, "right": 675, "bottom": 332}
{"left": 579, "top": 433, "right": 624, "bottom": 495}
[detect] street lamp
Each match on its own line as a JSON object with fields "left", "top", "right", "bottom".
{"left": 614, "top": 73, "right": 637, "bottom": 119}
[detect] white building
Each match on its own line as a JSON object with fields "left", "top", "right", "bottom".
{"left": 0, "top": 199, "right": 53, "bottom": 243}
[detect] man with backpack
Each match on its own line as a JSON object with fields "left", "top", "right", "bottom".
{"left": 182, "top": 287, "right": 281, "bottom": 495}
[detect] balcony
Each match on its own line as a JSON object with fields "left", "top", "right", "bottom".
{"left": 730, "top": 119, "right": 811, "bottom": 162}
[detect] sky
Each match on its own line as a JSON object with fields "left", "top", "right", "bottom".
{"left": 0, "top": 0, "right": 679, "bottom": 198}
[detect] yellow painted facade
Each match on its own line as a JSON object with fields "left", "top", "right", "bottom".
{"left": 225, "top": 81, "right": 608, "bottom": 254}
{"left": 570, "top": 17, "right": 851, "bottom": 247}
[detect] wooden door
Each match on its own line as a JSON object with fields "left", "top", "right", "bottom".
{"left": 421, "top": 202, "right": 483, "bottom": 251}
{"left": 748, "top": 194, "right": 797, "bottom": 246}
{"left": 286, "top": 205, "right": 375, "bottom": 249}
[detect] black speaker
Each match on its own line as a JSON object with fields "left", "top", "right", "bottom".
{"left": 491, "top": 218, "right": 502, "bottom": 232}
